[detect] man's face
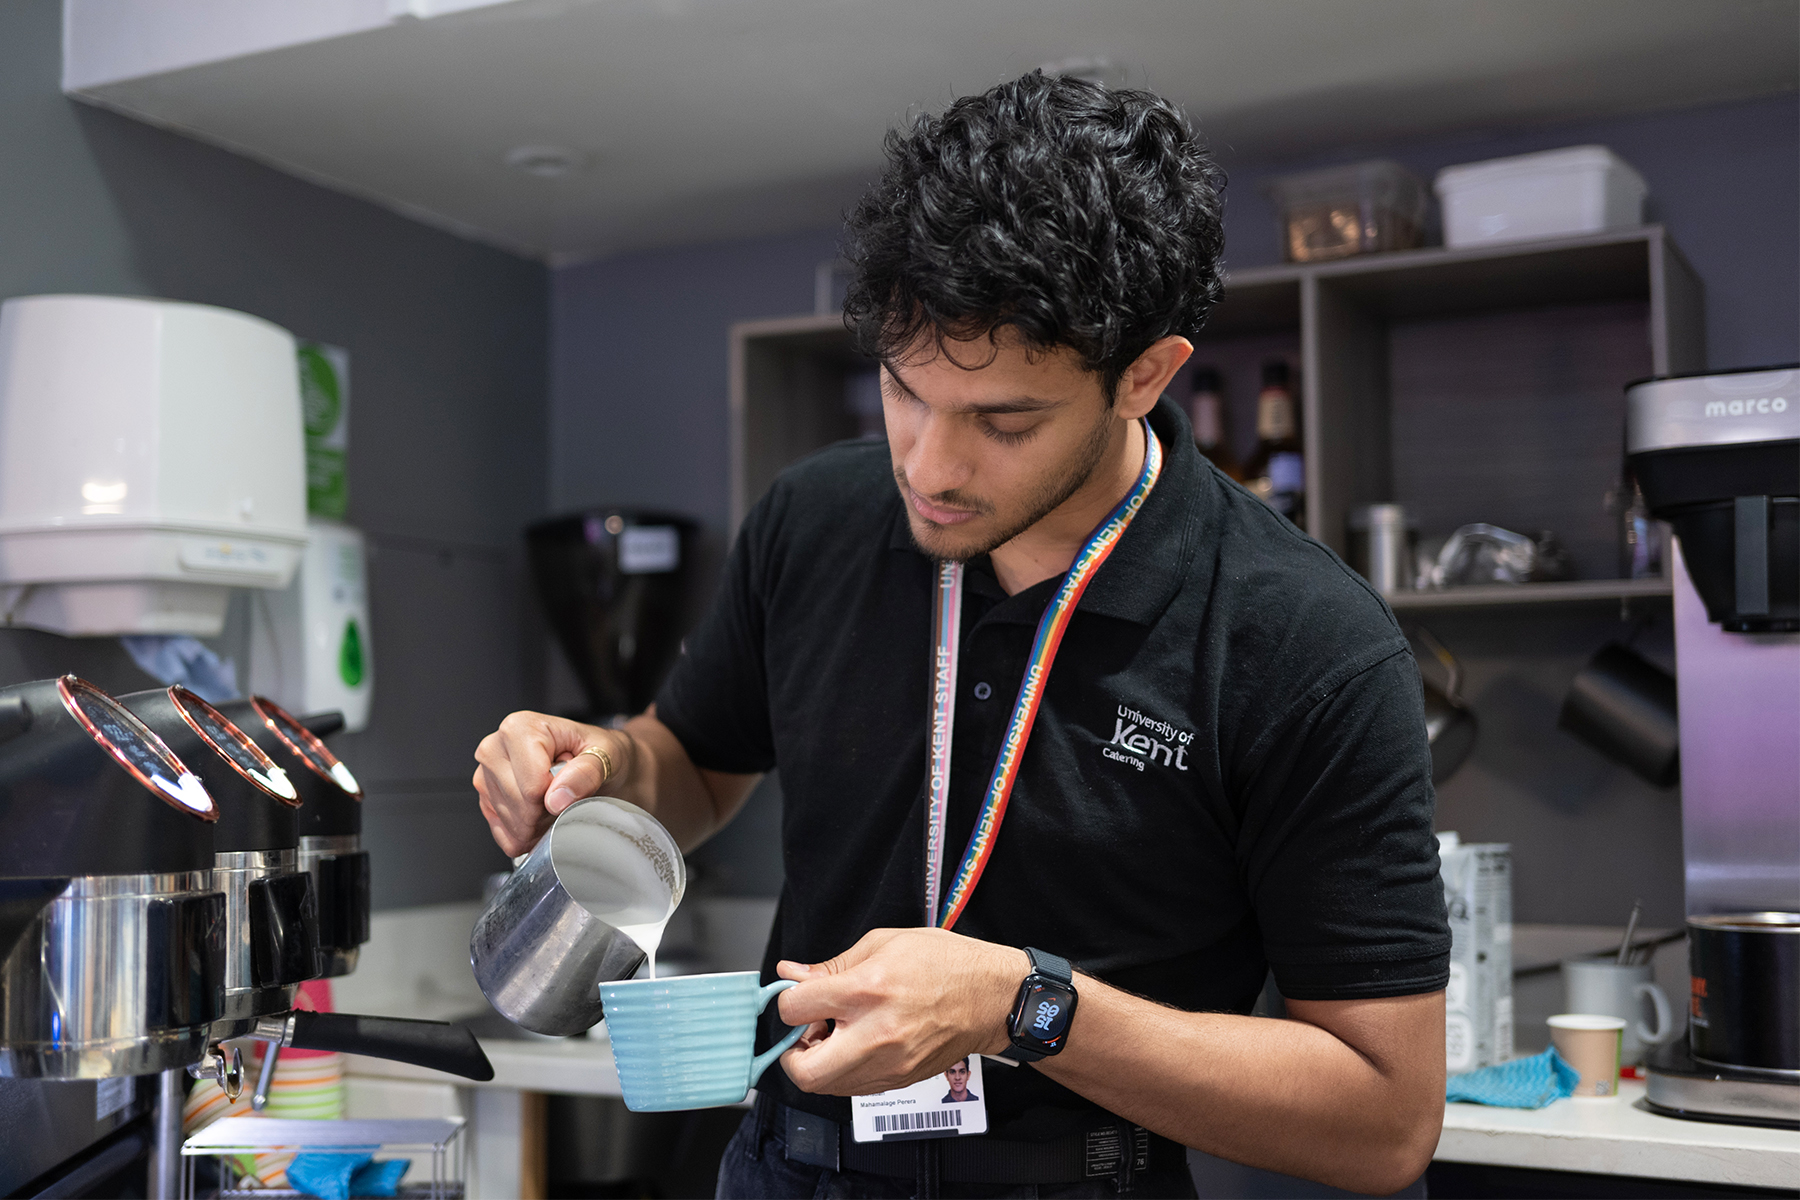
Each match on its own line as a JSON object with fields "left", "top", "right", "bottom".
{"left": 884, "top": 331, "right": 1116, "bottom": 562}
{"left": 945, "top": 1060, "right": 970, "bottom": 1092}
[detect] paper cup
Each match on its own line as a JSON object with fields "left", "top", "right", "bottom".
{"left": 1549, "top": 1013, "right": 1626, "bottom": 1098}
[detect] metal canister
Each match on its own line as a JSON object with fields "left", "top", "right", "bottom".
{"left": 1349, "top": 503, "right": 1417, "bottom": 596}
{"left": 471, "top": 797, "right": 683, "bottom": 1037}
{"left": 1688, "top": 912, "right": 1800, "bottom": 1074}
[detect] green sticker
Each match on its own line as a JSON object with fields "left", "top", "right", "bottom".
{"left": 306, "top": 447, "right": 348, "bottom": 520}
{"left": 298, "top": 344, "right": 342, "bottom": 439}
{"left": 339, "top": 618, "right": 365, "bottom": 688}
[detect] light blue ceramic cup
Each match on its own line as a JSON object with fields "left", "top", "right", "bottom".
{"left": 599, "top": 971, "right": 804, "bottom": 1112}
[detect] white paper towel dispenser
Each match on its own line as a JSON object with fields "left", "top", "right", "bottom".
{"left": 0, "top": 295, "right": 307, "bottom": 636}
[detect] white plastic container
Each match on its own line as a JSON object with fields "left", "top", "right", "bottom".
{"left": 1434, "top": 145, "right": 1646, "bottom": 248}
{"left": 0, "top": 295, "right": 307, "bottom": 636}
{"left": 1439, "top": 833, "right": 1513, "bottom": 1072}
{"left": 248, "top": 518, "right": 374, "bottom": 732}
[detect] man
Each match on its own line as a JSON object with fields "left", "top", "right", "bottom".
{"left": 943, "top": 1059, "right": 977, "bottom": 1104}
{"left": 475, "top": 72, "right": 1448, "bottom": 1198}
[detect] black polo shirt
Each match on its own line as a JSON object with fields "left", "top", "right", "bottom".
{"left": 656, "top": 398, "right": 1449, "bottom": 1138}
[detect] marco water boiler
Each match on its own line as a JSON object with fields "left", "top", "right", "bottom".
{"left": 1626, "top": 365, "right": 1798, "bottom": 631}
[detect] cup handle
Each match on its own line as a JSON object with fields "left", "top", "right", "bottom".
{"left": 750, "top": 979, "right": 804, "bottom": 1086}
{"left": 1635, "top": 981, "right": 1675, "bottom": 1045}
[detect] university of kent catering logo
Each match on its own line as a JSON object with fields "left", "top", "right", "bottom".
{"left": 1104, "top": 704, "right": 1192, "bottom": 773}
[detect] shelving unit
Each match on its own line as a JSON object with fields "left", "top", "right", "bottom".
{"left": 729, "top": 226, "right": 1703, "bottom": 598}
{"left": 1388, "top": 577, "right": 1673, "bottom": 611}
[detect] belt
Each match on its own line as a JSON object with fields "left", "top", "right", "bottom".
{"left": 768, "top": 1096, "right": 1186, "bottom": 1186}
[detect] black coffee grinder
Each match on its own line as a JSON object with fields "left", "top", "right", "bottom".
{"left": 527, "top": 510, "right": 698, "bottom": 721}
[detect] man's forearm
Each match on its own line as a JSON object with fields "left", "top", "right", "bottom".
{"left": 596, "top": 707, "right": 759, "bottom": 852}
{"left": 1031, "top": 978, "right": 1445, "bottom": 1194}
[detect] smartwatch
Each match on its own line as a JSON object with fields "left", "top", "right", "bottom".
{"left": 1000, "top": 947, "right": 1077, "bottom": 1062}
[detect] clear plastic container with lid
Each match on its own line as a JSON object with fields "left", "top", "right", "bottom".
{"left": 1264, "top": 160, "right": 1430, "bottom": 262}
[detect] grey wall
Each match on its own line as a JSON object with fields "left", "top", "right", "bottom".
{"left": 547, "top": 90, "right": 1796, "bottom": 923}
{"left": 0, "top": 0, "right": 546, "bottom": 909}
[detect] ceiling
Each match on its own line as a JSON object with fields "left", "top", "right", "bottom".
{"left": 69, "top": 0, "right": 1800, "bottom": 264}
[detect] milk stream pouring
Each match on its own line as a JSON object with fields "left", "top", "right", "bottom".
{"left": 551, "top": 812, "right": 677, "bottom": 979}
{"left": 541, "top": 765, "right": 681, "bottom": 977}
{"left": 471, "top": 791, "right": 686, "bottom": 1036}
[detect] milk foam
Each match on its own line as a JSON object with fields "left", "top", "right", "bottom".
{"left": 551, "top": 805, "right": 682, "bottom": 980}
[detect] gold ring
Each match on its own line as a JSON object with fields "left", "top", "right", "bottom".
{"left": 577, "top": 743, "right": 614, "bottom": 782}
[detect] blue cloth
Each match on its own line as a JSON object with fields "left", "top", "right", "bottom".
{"left": 119, "top": 635, "right": 240, "bottom": 703}
{"left": 1447, "top": 1047, "right": 1580, "bottom": 1109}
{"left": 285, "top": 1152, "right": 410, "bottom": 1199}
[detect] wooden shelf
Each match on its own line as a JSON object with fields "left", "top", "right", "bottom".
{"left": 1387, "top": 578, "right": 1673, "bottom": 610}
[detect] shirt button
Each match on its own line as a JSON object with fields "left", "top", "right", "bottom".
{"left": 973, "top": 682, "right": 992, "bottom": 700}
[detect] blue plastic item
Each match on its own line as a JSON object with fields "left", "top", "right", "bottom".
{"left": 1446, "top": 1047, "right": 1580, "bottom": 1109}
{"left": 285, "top": 1152, "right": 412, "bottom": 1199}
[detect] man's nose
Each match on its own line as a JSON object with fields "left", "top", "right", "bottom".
{"left": 903, "top": 412, "right": 973, "bottom": 497}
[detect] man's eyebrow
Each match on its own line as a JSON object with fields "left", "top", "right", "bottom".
{"left": 879, "top": 363, "right": 1059, "bottom": 415}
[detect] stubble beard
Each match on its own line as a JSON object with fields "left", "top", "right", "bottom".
{"left": 897, "top": 408, "right": 1117, "bottom": 563}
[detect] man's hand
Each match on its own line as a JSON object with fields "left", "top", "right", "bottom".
{"left": 775, "top": 928, "right": 1027, "bottom": 1096}
{"left": 472, "top": 706, "right": 761, "bottom": 857}
{"left": 472, "top": 711, "right": 632, "bottom": 857}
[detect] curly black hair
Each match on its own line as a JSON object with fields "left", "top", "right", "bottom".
{"left": 842, "top": 70, "right": 1226, "bottom": 400}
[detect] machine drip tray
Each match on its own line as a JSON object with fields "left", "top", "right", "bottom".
{"left": 1645, "top": 1040, "right": 1800, "bottom": 1130}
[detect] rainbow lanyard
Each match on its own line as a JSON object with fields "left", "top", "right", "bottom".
{"left": 923, "top": 418, "right": 1163, "bottom": 930}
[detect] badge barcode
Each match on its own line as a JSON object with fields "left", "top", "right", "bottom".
{"left": 874, "top": 1109, "right": 964, "bottom": 1134}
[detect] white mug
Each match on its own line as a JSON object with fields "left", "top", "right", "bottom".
{"left": 1561, "top": 959, "right": 1675, "bottom": 1065}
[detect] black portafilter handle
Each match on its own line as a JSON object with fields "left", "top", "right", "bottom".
{"left": 257, "top": 1010, "right": 494, "bottom": 1082}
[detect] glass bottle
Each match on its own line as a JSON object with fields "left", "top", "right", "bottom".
{"left": 1187, "top": 366, "right": 1241, "bottom": 480}
{"left": 1243, "top": 360, "right": 1305, "bottom": 526}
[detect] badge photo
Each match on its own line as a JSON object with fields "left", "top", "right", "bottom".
{"left": 850, "top": 1054, "right": 989, "bottom": 1142}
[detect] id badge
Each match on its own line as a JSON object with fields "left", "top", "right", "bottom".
{"left": 850, "top": 1054, "right": 988, "bottom": 1141}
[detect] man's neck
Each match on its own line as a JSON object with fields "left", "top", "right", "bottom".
{"left": 989, "top": 416, "right": 1147, "bottom": 596}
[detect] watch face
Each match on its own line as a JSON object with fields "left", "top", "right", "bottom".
{"left": 1014, "top": 978, "right": 1076, "bottom": 1052}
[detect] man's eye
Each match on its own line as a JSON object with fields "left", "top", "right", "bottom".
{"left": 981, "top": 418, "right": 1038, "bottom": 444}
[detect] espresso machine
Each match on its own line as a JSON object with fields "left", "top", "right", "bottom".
{"left": 218, "top": 696, "right": 370, "bottom": 976}
{"left": 119, "top": 688, "right": 321, "bottom": 1065}
{"left": 0, "top": 676, "right": 225, "bottom": 1082}
{"left": 1626, "top": 365, "right": 1800, "bottom": 1128}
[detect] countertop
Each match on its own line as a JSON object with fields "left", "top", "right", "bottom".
{"left": 346, "top": 1032, "right": 1799, "bottom": 1189}
{"left": 1438, "top": 1080, "right": 1800, "bottom": 1189}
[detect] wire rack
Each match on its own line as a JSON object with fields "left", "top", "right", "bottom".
{"left": 180, "top": 1117, "right": 465, "bottom": 1200}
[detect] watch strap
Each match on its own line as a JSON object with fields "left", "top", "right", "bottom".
{"left": 1000, "top": 947, "right": 1074, "bottom": 1062}
{"left": 1024, "top": 946, "right": 1072, "bottom": 985}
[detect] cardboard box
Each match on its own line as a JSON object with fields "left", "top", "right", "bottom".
{"left": 1439, "top": 834, "right": 1513, "bottom": 1071}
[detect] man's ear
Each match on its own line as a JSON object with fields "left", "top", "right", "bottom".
{"left": 1115, "top": 336, "right": 1193, "bottom": 420}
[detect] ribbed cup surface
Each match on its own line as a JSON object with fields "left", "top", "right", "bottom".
{"left": 600, "top": 973, "right": 760, "bottom": 1111}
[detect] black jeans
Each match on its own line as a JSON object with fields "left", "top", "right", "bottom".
{"left": 714, "top": 1109, "right": 1200, "bottom": 1200}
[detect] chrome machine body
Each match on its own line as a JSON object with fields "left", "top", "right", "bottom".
{"left": 1627, "top": 366, "right": 1800, "bottom": 1129}
{"left": 221, "top": 697, "right": 369, "bottom": 976}
{"left": 0, "top": 676, "right": 225, "bottom": 1080}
